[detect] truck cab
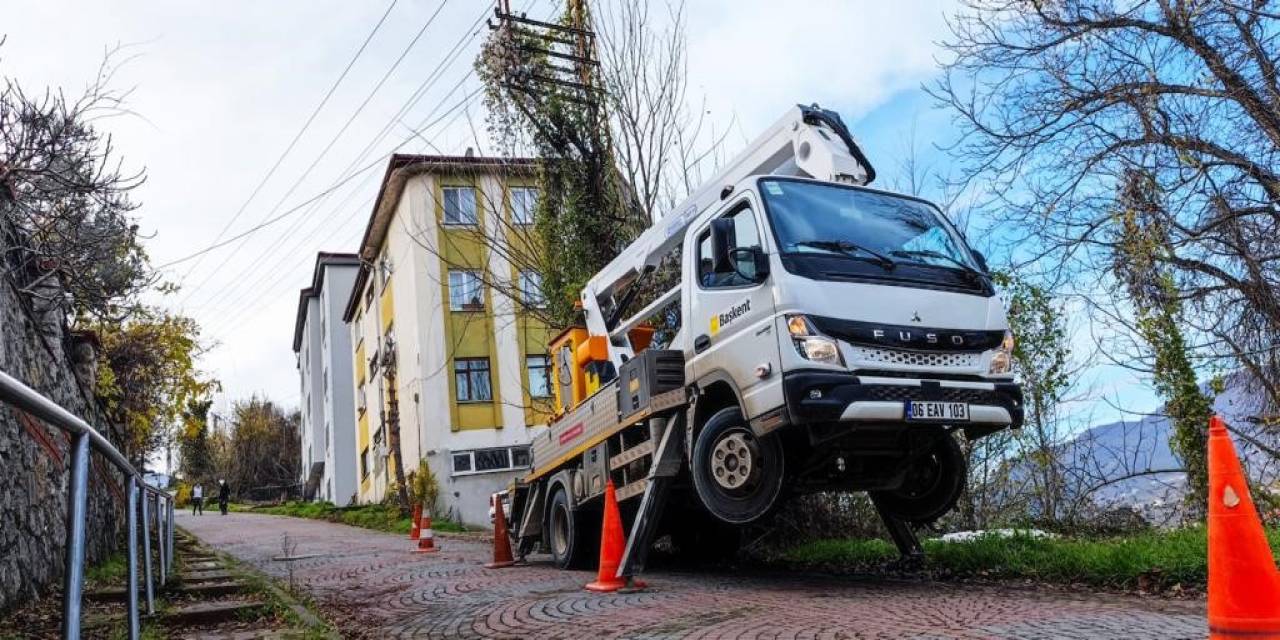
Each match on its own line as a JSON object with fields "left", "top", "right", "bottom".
{"left": 677, "top": 174, "right": 1022, "bottom": 526}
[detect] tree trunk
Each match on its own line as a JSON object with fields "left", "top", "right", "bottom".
{"left": 385, "top": 369, "right": 410, "bottom": 514}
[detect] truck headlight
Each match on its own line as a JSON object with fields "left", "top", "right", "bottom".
{"left": 988, "top": 331, "right": 1015, "bottom": 374}
{"left": 787, "top": 314, "right": 844, "bottom": 366}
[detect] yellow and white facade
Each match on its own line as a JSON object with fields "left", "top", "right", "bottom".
{"left": 343, "top": 154, "right": 552, "bottom": 525}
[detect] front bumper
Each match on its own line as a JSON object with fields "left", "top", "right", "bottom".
{"left": 781, "top": 370, "right": 1024, "bottom": 429}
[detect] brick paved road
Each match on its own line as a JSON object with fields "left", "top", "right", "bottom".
{"left": 177, "top": 512, "right": 1207, "bottom": 639}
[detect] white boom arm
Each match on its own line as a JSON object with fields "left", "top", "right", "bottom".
{"left": 579, "top": 104, "right": 876, "bottom": 366}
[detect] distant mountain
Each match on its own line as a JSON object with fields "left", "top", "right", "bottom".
{"left": 1007, "top": 372, "right": 1272, "bottom": 525}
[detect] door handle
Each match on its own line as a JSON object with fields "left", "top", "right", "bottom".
{"left": 694, "top": 335, "right": 711, "bottom": 353}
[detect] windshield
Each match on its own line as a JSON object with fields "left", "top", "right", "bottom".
{"left": 758, "top": 179, "right": 979, "bottom": 274}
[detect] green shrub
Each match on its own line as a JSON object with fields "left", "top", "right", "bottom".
{"left": 237, "top": 500, "right": 466, "bottom": 534}
{"left": 783, "top": 527, "right": 1280, "bottom": 590}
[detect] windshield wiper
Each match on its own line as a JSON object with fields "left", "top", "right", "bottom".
{"left": 889, "top": 249, "right": 983, "bottom": 280}
{"left": 793, "top": 240, "right": 896, "bottom": 271}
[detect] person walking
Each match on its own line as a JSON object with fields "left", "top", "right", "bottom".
{"left": 191, "top": 483, "right": 204, "bottom": 515}
{"left": 217, "top": 479, "right": 230, "bottom": 515}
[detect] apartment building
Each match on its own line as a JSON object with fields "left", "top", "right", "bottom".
{"left": 343, "top": 153, "right": 552, "bottom": 525}
{"left": 293, "top": 252, "right": 361, "bottom": 505}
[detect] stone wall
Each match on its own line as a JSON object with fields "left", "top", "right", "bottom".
{"left": 0, "top": 269, "right": 123, "bottom": 611}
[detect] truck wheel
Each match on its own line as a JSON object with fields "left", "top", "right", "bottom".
{"left": 546, "top": 487, "right": 597, "bottom": 569}
{"left": 692, "top": 407, "right": 786, "bottom": 524}
{"left": 871, "top": 432, "right": 966, "bottom": 525}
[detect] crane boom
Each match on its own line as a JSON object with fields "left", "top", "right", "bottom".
{"left": 579, "top": 104, "right": 876, "bottom": 366}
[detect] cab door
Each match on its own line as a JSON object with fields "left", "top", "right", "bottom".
{"left": 684, "top": 197, "right": 782, "bottom": 420}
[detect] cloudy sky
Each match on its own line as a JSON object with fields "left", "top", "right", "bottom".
{"left": 3, "top": 1, "right": 1158, "bottom": 429}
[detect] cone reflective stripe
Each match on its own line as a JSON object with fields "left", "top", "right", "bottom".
{"left": 486, "top": 495, "right": 516, "bottom": 568}
{"left": 586, "top": 480, "right": 642, "bottom": 592}
{"left": 408, "top": 504, "right": 422, "bottom": 541}
{"left": 414, "top": 510, "right": 439, "bottom": 554}
{"left": 1208, "top": 415, "right": 1280, "bottom": 639}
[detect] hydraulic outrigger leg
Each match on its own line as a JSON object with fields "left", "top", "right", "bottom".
{"left": 871, "top": 495, "right": 924, "bottom": 567}
{"left": 617, "top": 413, "right": 685, "bottom": 578}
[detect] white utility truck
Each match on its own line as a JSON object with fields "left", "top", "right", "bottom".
{"left": 506, "top": 104, "right": 1023, "bottom": 576}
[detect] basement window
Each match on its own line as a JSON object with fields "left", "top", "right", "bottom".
{"left": 450, "top": 445, "right": 532, "bottom": 476}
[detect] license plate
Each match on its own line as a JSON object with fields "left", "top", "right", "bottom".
{"left": 905, "top": 401, "right": 969, "bottom": 422}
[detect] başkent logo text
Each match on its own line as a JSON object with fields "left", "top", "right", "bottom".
{"left": 710, "top": 299, "right": 751, "bottom": 335}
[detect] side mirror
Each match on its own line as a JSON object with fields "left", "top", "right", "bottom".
{"left": 972, "top": 249, "right": 989, "bottom": 273}
{"left": 727, "top": 247, "right": 770, "bottom": 283}
{"left": 710, "top": 218, "right": 736, "bottom": 274}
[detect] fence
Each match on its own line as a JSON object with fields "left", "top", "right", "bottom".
{"left": 0, "top": 370, "right": 174, "bottom": 640}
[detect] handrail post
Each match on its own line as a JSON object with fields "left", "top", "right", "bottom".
{"left": 167, "top": 497, "right": 175, "bottom": 573}
{"left": 61, "top": 433, "right": 90, "bottom": 640}
{"left": 141, "top": 488, "right": 154, "bottom": 614}
{"left": 126, "top": 477, "right": 140, "bottom": 640}
{"left": 157, "top": 495, "right": 166, "bottom": 587}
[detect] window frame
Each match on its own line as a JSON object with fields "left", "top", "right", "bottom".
{"left": 442, "top": 185, "right": 479, "bottom": 226}
{"left": 447, "top": 270, "right": 485, "bottom": 311}
{"left": 510, "top": 186, "right": 538, "bottom": 226}
{"left": 525, "top": 354, "right": 551, "bottom": 398}
{"left": 694, "top": 201, "right": 765, "bottom": 291}
{"left": 518, "top": 271, "right": 546, "bottom": 308}
{"left": 449, "top": 445, "right": 532, "bottom": 477}
{"left": 453, "top": 357, "right": 493, "bottom": 403}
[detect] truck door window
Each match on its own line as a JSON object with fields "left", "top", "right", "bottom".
{"left": 698, "top": 206, "right": 761, "bottom": 288}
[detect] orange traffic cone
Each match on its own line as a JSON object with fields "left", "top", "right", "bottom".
{"left": 408, "top": 503, "right": 422, "bottom": 541}
{"left": 414, "top": 509, "right": 439, "bottom": 554}
{"left": 486, "top": 495, "right": 516, "bottom": 568}
{"left": 1208, "top": 415, "right": 1280, "bottom": 639}
{"left": 585, "top": 480, "right": 643, "bottom": 592}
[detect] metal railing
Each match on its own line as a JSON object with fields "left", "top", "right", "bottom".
{"left": 0, "top": 370, "right": 174, "bottom": 640}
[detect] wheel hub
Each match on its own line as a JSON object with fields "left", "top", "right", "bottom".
{"left": 711, "top": 432, "right": 756, "bottom": 491}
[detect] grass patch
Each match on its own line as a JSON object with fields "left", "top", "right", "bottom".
{"left": 85, "top": 551, "right": 128, "bottom": 586}
{"left": 783, "top": 527, "right": 1280, "bottom": 591}
{"left": 235, "top": 501, "right": 468, "bottom": 534}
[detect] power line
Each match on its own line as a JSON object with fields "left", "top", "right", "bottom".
{"left": 191, "top": 8, "right": 499, "bottom": 328}
{"left": 175, "top": 0, "right": 399, "bottom": 283}
{"left": 178, "top": 0, "right": 454, "bottom": 304}
{"left": 199, "top": 73, "right": 481, "bottom": 331}
{"left": 189, "top": 6, "right": 494, "bottom": 321}
{"left": 157, "top": 86, "right": 483, "bottom": 271}
{"left": 200, "top": 81, "right": 484, "bottom": 339}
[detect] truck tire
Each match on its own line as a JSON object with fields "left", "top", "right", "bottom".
{"left": 870, "top": 432, "right": 966, "bottom": 525}
{"left": 691, "top": 407, "right": 786, "bottom": 524}
{"left": 546, "top": 486, "right": 597, "bottom": 569}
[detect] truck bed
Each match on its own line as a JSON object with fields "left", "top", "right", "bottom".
{"left": 525, "top": 381, "right": 688, "bottom": 485}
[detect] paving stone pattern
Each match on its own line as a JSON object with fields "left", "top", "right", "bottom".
{"left": 177, "top": 512, "right": 1208, "bottom": 640}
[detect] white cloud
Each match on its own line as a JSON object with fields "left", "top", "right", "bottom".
{"left": 683, "top": 0, "right": 952, "bottom": 134}
{"left": 2, "top": 1, "right": 957, "bottom": 420}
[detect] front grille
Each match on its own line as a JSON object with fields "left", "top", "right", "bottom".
{"left": 848, "top": 346, "right": 979, "bottom": 369}
{"left": 861, "top": 384, "right": 1003, "bottom": 405}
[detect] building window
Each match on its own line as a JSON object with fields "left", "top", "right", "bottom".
{"left": 443, "top": 186, "right": 478, "bottom": 225}
{"left": 452, "top": 452, "right": 473, "bottom": 473}
{"left": 526, "top": 355, "right": 551, "bottom": 398}
{"left": 364, "top": 282, "right": 374, "bottom": 310}
{"left": 360, "top": 447, "right": 370, "bottom": 479}
{"left": 510, "top": 187, "right": 538, "bottom": 225}
{"left": 454, "top": 358, "right": 492, "bottom": 402}
{"left": 450, "top": 446, "right": 532, "bottom": 475}
{"left": 518, "top": 271, "right": 546, "bottom": 308}
{"left": 448, "top": 270, "right": 484, "bottom": 310}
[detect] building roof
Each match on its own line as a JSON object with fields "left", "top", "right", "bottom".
{"left": 341, "top": 153, "right": 538, "bottom": 322}
{"left": 292, "top": 252, "right": 361, "bottom": 352}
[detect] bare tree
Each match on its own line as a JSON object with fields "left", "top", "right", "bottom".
{"left": 0, "top": 44, "right": 151, "bottom": 323}
{"left": 931, "top": 1, "right": 1280, "bottom": 422}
